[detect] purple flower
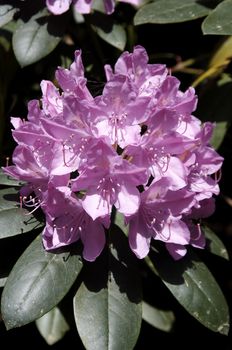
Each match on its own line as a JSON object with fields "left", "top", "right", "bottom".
{"left": 93, "top": 75, "right": 150, "bottom": 148}
{"left": 3, "top": 46, "right": 223, "bottom": 261}
{"left": 126, "top": 178, "right": 196, "bottom": 259}
{"left": 105, "top": 46, "right": 167, "bottom": 96}
{"left": 72, "top": 139, "right": 147, "bottom": 219}
{"left": 41, "top": 185, "right": 109, "bottom": 261}
{"left": 46, "top": 0, "right": 144, "bottom": 15}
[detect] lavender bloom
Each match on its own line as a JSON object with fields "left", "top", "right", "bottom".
{"left": 3, "top": 46, "right": 223, "bottom": 261}
{"left": 42, "top": 185, "right": 109, "bottom": 261}
{"left": 46, "top": 0, "right": 144, "bottom": 15}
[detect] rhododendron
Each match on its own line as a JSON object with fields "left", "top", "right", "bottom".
{"left": 46, "top": 0, "right": 144, "bottom": 15}
{"left": 3, "top": 46, "right": 223, "bottom": 261}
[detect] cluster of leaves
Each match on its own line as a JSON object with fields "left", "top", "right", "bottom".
{"left": 1, "top": 0, "right": 232, "bottom": 349}
{"left": 1, "top": 0, "right": 232, "bottom": 68}
{"left": 135, "top": 0, "right": 232, "bottom": 34}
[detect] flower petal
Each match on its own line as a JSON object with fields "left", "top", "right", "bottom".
{"left": 165, "top": 243, "right": 187, "bottom": 260}
{"left": 129, "top": 218, "right": 151, "bottom": 259}
{"left": 115, "top": 183, "right": 140, "bottom": 216}
{"left": 81, "top": 219, "right": 106, "bottom": 261}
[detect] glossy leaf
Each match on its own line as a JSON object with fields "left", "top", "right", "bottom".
{"left": 93, "top": 23, "right": 126, "bottom": 51}
{"left": 202, "top": 0, "right": 232, "bottom": 35}
{"left": 0, "top": 5, "right": 17, "bottom": 28}
{"left": 142, "top": 301, "right": 175, "bottom": 332}
{"left": 12, "top": 9, "right": 66, "bottom": 67}
{"left": 36, "top": 307, "right": 70, "bottom": 345}
{"left": 90, "top": 13, "right": 126, "bottom": 51}
{"left": 0, "top": 187, "right": 44, "bottom": 238}
{"left": 1, "top": 236, "right": 83, "bottom": 329}
{"left": 134, "top": 0, "right": 211, "bottom": 25}
{"left": 0, "top": 169, "right": 24, "bottom": 186}
{"left": 204, "top": 226, "right": 229, "bottom": 260}
{"left": 150, "top": 248, "right": 230, "bottom": 335}
{"left": 73, "top": 226, "right": 142, "bottom": 350}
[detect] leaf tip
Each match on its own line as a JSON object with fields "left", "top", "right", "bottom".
{"left": 2, "top": 317, "right": 19, "bottom": 331}
{"left": 218, "top": 323, "right": 230, "bottom": 336}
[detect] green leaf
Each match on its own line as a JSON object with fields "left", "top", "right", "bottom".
{"left": 204, "top": 226, "right": 229, "bottom": 260}
{"left": 150, "top": 248, "right": 230, "bottom": 335}
{"left": 73, "top": 226, "right": 142, "bottom": 350}
{"left": 89, "top": 12, "right": 126, "bottom": 51}
{"left": 134, "top": 0, "right": 211, "bottom": 26}
{"left": 0, "top": 5, "right": 17, "bottom": 28}
{"left": 12, "top": 9, "right": 66, "bottom": 67}
{"left": 93, "top": 23, "right": 126, "bottom": 51}
{"left": 0, "top": 169, "right": 25, "bottom": 186}
{"left": 0, "top": 277, "right": 7, "bottom": 288}
{"left": 1, "top": 235, "right": 83, "bottom": 329}
{"left": 210, "top": 121, "right": 228, "bottom": 149}
{"left": 36, "top": 307, "right": 70, "bottom": 345}
{"left": 0, "top": 187, "right": 44, "bottom": 239}
{"left": 142, "top": 301, "right": 175, "bottom": 332}
{"left": 202, "top": 0, "right": 232, "bottom": 35}
{"left": 114, "top": 210, "right": 128, "bottom": 236}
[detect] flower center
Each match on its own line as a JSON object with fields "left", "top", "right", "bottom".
{"left": 96, "top": 176, "right": 120, "bottom": 209}
{"left": 108, "top": 112, "right": 127, "bottom": 143}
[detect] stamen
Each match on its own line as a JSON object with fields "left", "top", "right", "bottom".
{"left": 160, "top": 221, "right": 171, "bottom": 241}
{"left": 5, "top": 157, "right": 10, "bottom": 167}
{"left": 164, "top": 154, "right": 171, "bottom": 173}
{"left": 21, "top": 193, "right": 43, "bottom": 215}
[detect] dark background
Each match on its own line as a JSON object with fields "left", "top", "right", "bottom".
{"left": 1, "top": 11, "right": 232, "bottom": 350}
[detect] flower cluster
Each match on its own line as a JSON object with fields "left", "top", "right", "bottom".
{"left": 46, "top": 0, "right": 143, "bottom": 15}
{"left": 3, "top": 46, "right": 223, "bottom": 261}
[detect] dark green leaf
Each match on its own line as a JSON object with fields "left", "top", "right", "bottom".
{"left": 93, "top": 23, "right": 126, "bottom": 51}
{"left": 0, "top": 5, "right": 17, "bottom": 28}
{"left": 1, "top": 236, "right": 83, "bottom": 329}
{"left": 0, "top": 169, "right": 25, "bottom": 186}
{"left": 89, "top": 12, "right": 126, "bottom": 51}
{"left": 12, "top": 9, "right": 66, "bottom": 67}
{"left": 134, "top": 0, "right": 211, "bottom": 25}
{"left": 204, "top": 226, "right": 229, "bottom": 260}
{"left": 210, "top": 121, "right": 228, "bottom": 149}
{"left": 150, "top": 248, "right": 230, "bottom": 335}
{"left": 202, "top": 0, "right": 232, "bottom": 35}
{"left": 73, "top": 226, "right": 142, "bottom": 350}
{"left": 36, "top": 307, "right": 70, "bottom": 345}
{"left": 142, "top": 301, "right": 175, "bottom": 332}
{"left": 0, "top": 187, "right": 44, "bottom": 238}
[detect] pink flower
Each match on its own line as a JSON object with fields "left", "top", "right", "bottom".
{"left": 42, "top": 185, "right": 109, "bottom": 261}
{"left": 3, "top": 46, "right": 223, "bottom": 261}
{"left": 46, "top": 0, "right": 144, "bottom": 15}
{"left": 72, "top": 139, "right": 147, "bottom": 219}
{"left": 126, "top": 178, "right": 196, "bottom": 259}
{"left": 93, "top": 75, "right": 150, "bottom": 148}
